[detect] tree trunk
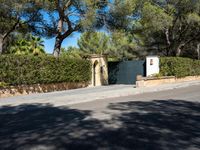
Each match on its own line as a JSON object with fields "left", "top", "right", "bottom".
{"left": 197, "top": 43, "right": 200, "bottom": 60}
{"left": 0, "top": 35, "right": 3, "bottom": 54}
{"left": 165, "top": 28, "right": 171, "bottom": 56}
{"left": 53, "top": 36, "right": 63, "bottom": 57}
{"left": 176, "top": 47, "right": 181, "bottom": 57}
{"left": 176, "top": 44, "right": 185, "bottom": 57}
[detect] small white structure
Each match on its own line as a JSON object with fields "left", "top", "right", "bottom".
{"left": 146, "top": 56, "right": 159, "bottom": 77}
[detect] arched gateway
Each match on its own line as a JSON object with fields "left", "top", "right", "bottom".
{"left": 89, "top": 54, "right": 108, "bottom": 87}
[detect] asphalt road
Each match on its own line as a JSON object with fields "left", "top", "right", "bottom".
{"left": 0, "top": 85, "right": 200, "bottom": 150}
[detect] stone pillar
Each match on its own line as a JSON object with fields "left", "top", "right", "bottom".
{"left": 89, "top": 54, "right": 108, "bottom": 87}
{"left": 146, "top": 56, "right": 160, "bottom": 77}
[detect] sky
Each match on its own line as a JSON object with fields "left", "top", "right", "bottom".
{"left": 42, "top": 9, "right": 106, "bottom": 54}
{"left": 43, "top": 32, "right": 81, "bottom": 54}
{"left": 42, "top": 11, "right": 82, "bottom": 54}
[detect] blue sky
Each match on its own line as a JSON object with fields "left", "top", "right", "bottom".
{"left": 43, "top": 32, "right": 81, "bottom": 54}
{"left": 42, "top": 11, "right": 82, "bottom": 54}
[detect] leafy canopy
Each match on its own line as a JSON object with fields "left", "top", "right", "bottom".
{"left": 9, "top": 34, "right": 45, "bottom": 55}
{"left": 78, "top": 31, "right": 110, "bottom": 54}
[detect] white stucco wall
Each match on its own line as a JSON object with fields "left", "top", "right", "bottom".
{"left": 146, "top": 56, "right": 159, "bottom": 77}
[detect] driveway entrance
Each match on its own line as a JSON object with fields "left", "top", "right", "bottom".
{"left": 108, "top": 60, "right": 145, "bottom": 85}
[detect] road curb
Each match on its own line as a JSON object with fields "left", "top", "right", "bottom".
{"left": 62, "top": 81, "right": 200, "bottom": 106}
{"left": 1, "top": 80, "right": 200, "bottom": 106}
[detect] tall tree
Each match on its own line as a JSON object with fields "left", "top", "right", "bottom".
{"left": 138, "top": 0, "right": 200, "bottom": 56}
{"left": 77, "top": 31, "right": 139, "bottom": 60}
{"left": 105, "top": 0, "right": 137, "bottom": 30}
{"left": 41, "top": 0, "right": 107, "bottom": 57}
{"left": 104, "top": 0, "right": 200, "bottom": 58}
{"left": 0, "top": 0, "right": 43, "bottom": 54}
{"left": 108, "top": 30, "right": 138, "bottom": 60}
{"left": 78, "top": 31, "right": 110, "bottom": 54}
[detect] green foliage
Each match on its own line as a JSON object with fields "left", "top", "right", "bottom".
{"left": 0, "top": 82, "right": 8, "bottom": 88}
{"left": 0, "top": 55, "right": 91, "bottom": 86}
{"left": 0, "top": 0, "right": 42, "bottom": 35}
{"left": 9, "top": 35, "right": 45, "bottom": 55}
{"left": 106, "top": 0, "right": 200, "bottom": 58}
{"left": 160, "top": 57, "right": 200, "bottom": 78}
{"left": 77, "top": 31, "right": 139, "bottom": 60}
{"left": 2, "top": 0, "right": 199, "bottom": 59}
{"left": 40, "top": 0, "right": 108, "bottom": 56}
{"left": 108, "top": 30, "right": 138, "bottom": 60}
{"left": 140, "top": 2, "right": 173, "bottom": 32}
{"left": 138, "top": 0, "right": 200, "bottom": 57}
{"left": 0, "top": 0, "right": 43, "bottom": 53}
{"left": 60, "top": 47, "right": 83, "bottom": 59}
{"left": 78, "top": 32, "right": 110, "bottom": 54}
{"left": 107, "top": 0, "right": 137, "bottom": 30}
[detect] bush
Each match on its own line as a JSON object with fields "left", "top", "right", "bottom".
{"left": 0, "top": 55, "right": 91, "bottom": 86}
{"left": 160, "top": 57, "right": 200, "bottom": 78}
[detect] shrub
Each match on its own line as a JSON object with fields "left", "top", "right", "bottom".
{"left": 0, "top": 82, "right": 8, "bottom": 88}
{"left": 160, "top": 57, "right": 200, "bottom": 78}
{"left": 0, "top": 55, "right": 91, "bottom": 86}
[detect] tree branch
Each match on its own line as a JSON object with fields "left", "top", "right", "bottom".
{"left": 3, "top": 18, "right": 20, "bottom": 41}
{"left": 64, "top": 16, "right": 72, "bottom": 31}
{"left": 63, "top": 0, "right": 72, "bottom": 10}
{"left": 61, "top": 29, "right": 72, "bottom": 39}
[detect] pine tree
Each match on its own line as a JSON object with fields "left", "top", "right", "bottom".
{"left": 41, "top": 0, "right": 108, "bottom": 57}
{"left": 78, "top": 32, "right": 110, "bottom": 55}
{"left": 138, "top": 0, "right": 200, "bottom": 57}
{"left": 0, "top": 0, "right": 43, "bottom": 54}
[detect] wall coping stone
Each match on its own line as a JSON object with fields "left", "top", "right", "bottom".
{"left": 136, "top": 75, "right": 200, "bottom": 88}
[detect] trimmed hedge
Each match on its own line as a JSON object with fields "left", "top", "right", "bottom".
{"left": 160, "top": 57, "right": 200, "bottom": 78}
{"left": 0, "top": 55, "right": 91, "bottom": 86}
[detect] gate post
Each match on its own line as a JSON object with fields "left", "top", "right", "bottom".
{"left": 89, "top": 54, "right": 108, "bottom": 87}
{"left": 146, "top": 56, "right": 160, "bottom": 77}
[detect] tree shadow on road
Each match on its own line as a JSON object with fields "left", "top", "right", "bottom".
{"left": 0, "top": 104, "right": 102, "bottom": 150}
{"left": 0, "top": 99, "right": 200, "bottom": 150}
{"left": 106, "top": 99, "right": 200, "bottom": 150}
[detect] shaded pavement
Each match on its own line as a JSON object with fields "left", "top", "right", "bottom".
{"left": 0, "top": 85, "right": 200, "bottom": 150}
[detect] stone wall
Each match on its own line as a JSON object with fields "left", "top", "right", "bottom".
{"left": 136, "top": 76, "right": 200, "bottom": 88}
{"left": 176, "top": 76, "right": 200, "bottom": 82}
{"left": 0, "top": 82, "right": 88, "bottom": 98}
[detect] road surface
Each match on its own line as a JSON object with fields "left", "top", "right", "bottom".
{"left": 0, "top": 84, "right": 200, "bottom": 150}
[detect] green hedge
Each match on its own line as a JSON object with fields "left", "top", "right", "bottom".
{"left": 160, "top": 57, "right": 200, "bottom": 78}
{"left": 0, "top": 55, "right": 91, "bottom": 86}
